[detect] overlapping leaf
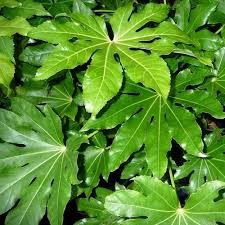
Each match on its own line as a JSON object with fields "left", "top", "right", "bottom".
{"left": 28, "top": 2, "right": 194, "bottom": 115}
{"left": 105, "top": 176, "right": 225, "bottom": 225}
{"left": 0, "top": 98, "right": 86, "bottom": 225}
{"left": 83, "top": 80, "right": 224, "bottom": 178}
{"left": 76, "top": 187, "right": 120, "bottom": 225}
{"left": 0, "top": 16, "right": 31, "bottom": 36}
{"left": 175, "top": 130, "right": 225, "bottom": 192}
{"left": 203, "top": 47, "right": 225, "bottom": 95}
{"left": 82, "top": 132, "right": 109, "bottom": 195}
{"left": 17, "top": 74, "right": 78, "bottom": 120}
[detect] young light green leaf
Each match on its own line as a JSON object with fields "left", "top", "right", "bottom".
{"left": 83, "top": 47, "right": 123, "bottom": 115}
{"left": 35, "top": 41, "right": 98, "bottom": 80}
{"left": 105, "top": 176, "right": 225, "bottom": 225}
{"left": 28, "top": 20, "right": 80, "bottom": 44}
{"left": 0, "top": 0, "right": 21, "bottom": 8}
{"left": 0, "top": 36, "right": 14, "bottom": 63}
{"left": 0, "top": 16, "right": 31, "bottom": 36}
{"left": 0, "top": 53, "right": 14, "bottom": 92}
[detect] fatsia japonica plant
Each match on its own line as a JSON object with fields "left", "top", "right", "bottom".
{"left": 0, "top": 0, "right": 225, "bottom": 225}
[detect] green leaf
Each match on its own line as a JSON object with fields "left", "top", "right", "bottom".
{"left": 83, "top": 47, "right": 123, "bottom": 115}
{"left": 28, "top": 20, "right": 81, "bottom": 44}
{"left": 35, "top": 41, "right": 96, "bottom": 80}
{"left": 105, "top": 176, "right": 225, "bottom": 224}
{"left": 0, "top": 0, "right": 21, "bottom": 8}
{"left": 203, "top": 47, "right": 225, "bottom": 95}
{"left": 83, "top": 81, "right": 204, "bottom": 177}
{"left": 98, "top": 0, "right": 132, "bottom": 10}
{"left": 121, "top": 151, "right": 150, "bottom": 179}
{"left": 185, "top": 3, "right": 217, "bottom": 33}
{"left": 0, "top": 98, "right": 85, "bottom": 225}
{"left": 208, "top": 0, "right": 225, "bottom": 24}
{"left": 0, "top": 53, "right": 14, "bottom": 92}
{"left": 175, "top": 67, "right": 210, "bottom": 92}
{"left": 83, "top": 146, "right": 109, "bottom": 195}
{"left": 175, "top": 0, "right": 190, "bottom": 31}
{"left": 91, "top": 132, "right": 107, "bottom": 148}
{"left": 19, "top": 43, "right": 54, "bottom": 66}
{"left": 0, "top": 16, "right": 31, "bottom": 36}
{"left": 2, "top": 0, "right": 50, "bottom": 19}
{"left": 73, "top": 0, "right": 93, "bottom": 15}
{"left": 43, "top": 74, "right": 78, "bottom": 120}
{"left": 76, "top": 187, "right": 119, "bottom": 225}
{"left": 17, "top": 74, "right": 78, "bottom": 120}
{"left": 32, "top": 2, "right": 194, "bottom": 114}
{"left": 172, "top": 90, "right": 225, "bottom": 119}
{"left": 192, "top": 30, "right": 224, "bottom": 51}
{"left": 175, "top": 130, "right": 225, "bottom": 192}
{"left": 0, "top": 36, "right": 15, "bottom": 63}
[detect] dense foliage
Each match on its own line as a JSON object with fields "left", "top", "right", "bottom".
{"left": 0, "top": 0, "right": 225, "bottom": 224}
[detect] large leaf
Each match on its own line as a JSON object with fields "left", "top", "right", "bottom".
{"left": 0, "top": 98, "right": 86, "bottom": 225}
{"left": 28, "top": 2, "right": 194, "bottom": 115}
{"left": 84, "top": 78, "right": 224, "bottom": 176}
{"left": 105, "top": 176, "right": 225, "bottom": 225}
{"left": 83, "top": 81, "right": 211, "bottom": 177}
{"left": 175, "top": 130, "right": 225, "bottom": 192}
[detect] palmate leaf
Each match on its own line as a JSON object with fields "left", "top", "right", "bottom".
{"left": 105, "top": 176, "right": 225, "bottom": 225}
{"left": 28, "top": 2, "right": 193, "bottom": 115}
{"left": 83, "top": 81, "right": 224, "bottom": 178}
{"left": 175, "top": 130, "right": 225, "bottom": 192}
{"left": 174, "top": 0, "right": 218, "bottom": 62}
{"left": 82, "top": 132, "right": 109, "bottom": 196}
{"left": 17, "top": 74, "right": 78, "bottom": 120}
{"left": 75, "top": 187, "right": 120, "bottom": 225}
{"left": 203, "top": 47, "right": 225, "bottom": 95}
{"left": 0, "top": 98, "right": 86, "bottom": 225}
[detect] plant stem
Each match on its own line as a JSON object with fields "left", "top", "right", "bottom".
{"left": 94, "top": 9, "right": 115, "bottom": 13}
{"left": 169, "top": 166, "right": 176, "bottom": 189}
{"left": 163, "top": 0, "right": 167, "bottom": 4}
{"left": 215, "top": 25, "right": 224, "bottom": 34}
{"left": 87, "top": 130, "right": 98, "bottom": 139}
